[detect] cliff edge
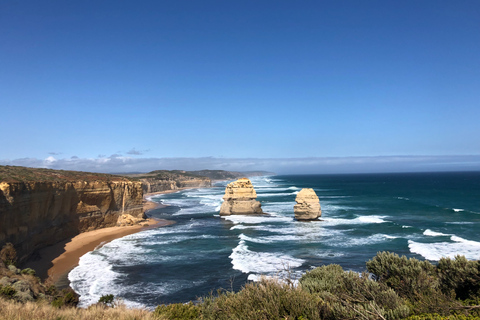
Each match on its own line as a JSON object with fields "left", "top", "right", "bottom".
{"left": 0, "top": 166, "right": 145, "bottom": 263}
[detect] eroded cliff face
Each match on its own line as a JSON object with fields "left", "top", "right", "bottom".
{"left": 141, "top": 177, "right": 211, "bottom": 194}
{"left": 0, "top": 180, "right": 144, "bottom": 262}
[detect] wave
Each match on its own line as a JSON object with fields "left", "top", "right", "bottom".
{"left": 321, "top": 215, "right": 388, "bottom": 226}
{"left": 257, "top": 192, "right": 297, "bottom": 197}
{"left": 452, "top": 208, "right": 465, "bottom": 212}
{"left": 222, "top": 214, "right": 292, "bottom": 225}
{"left": 229, "top": 239, "right": 304, "bottom": 274}
{"left": 332, "top": 233, "right": 397, "bottom": 247}
{"left": 408, "top": 235, "right": 480, "bottom": 261}
{"left": 424, "top": 229, "right": 449, "bottom": 237}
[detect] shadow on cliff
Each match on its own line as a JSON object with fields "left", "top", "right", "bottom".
{"left": 19, "top": 184, "right": 82, "bottom": 285}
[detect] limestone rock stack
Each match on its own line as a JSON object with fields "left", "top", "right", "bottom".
{"left": 219, "top": 178, "right": 263, "bottom": 215}
{"left": 294, "top": 188, "right": 321, "bottom": 220}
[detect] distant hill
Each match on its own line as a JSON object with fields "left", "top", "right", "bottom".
{"left": 0, "top": 165, "right": 129, "bottom": 183}
{"left": 188, "top": 170, "right": 275, "bottom": 181}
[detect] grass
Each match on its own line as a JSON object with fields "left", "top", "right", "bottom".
{"left": 0, "top": 299, "right": 157, "bottom": 320}
{"left": 0, "top": 165, "right": 130, "bottom": 183}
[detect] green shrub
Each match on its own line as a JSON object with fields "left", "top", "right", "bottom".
{"left": 154, "top": 302, "right": 200, "bottom": 320}
{"left": 20, "top": 268, "right": 36, "bottom": 276}
{"left": 61, "top": 288, "right": 79, "bottom": 307}
{"left": 51, "top": 288, "right": 79, "bottom": 308}
{"left": 366, "top": 252, "right": 437, "bottom": 298}
{"left": 300, "top": 264, "right": 410, "bottom": 320}
{"left": 51, "top": 297, "right": 64, "bottom": 308}
{"left": 98, "top": 294, "right": 115, "bottom": 307}
{"left": 0, "top": 243, "right": 17, "bottom": 266}
{"left": 366, "top": 252, "right": 467, "bottom": 315}
{"left": 0, "top": 284, "right": 16, "bottom": 298}
{"left": 437, "top": 255, "right": 480, "bottom": 301}
{"left": 200, "top": 279, "right": 322, "bottom": 320}
{"left": 404, "top": 314, "right": 480, "bottom": 320}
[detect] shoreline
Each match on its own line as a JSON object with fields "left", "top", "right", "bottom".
{"left": 49, "top": 218, "right": 175, "bottom": 287}
{"left": 34, "top": 186, "right": 207, "bottom": 288}
{"left": 23, "top": 185, "right": 212, "bottom": 289}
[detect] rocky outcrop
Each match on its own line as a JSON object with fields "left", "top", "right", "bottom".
{"left": 294, "top": 188, "right": 321, "bottom": 220}
{"left": 0, "top": 179, "right": 145, "bottom": 263}
{"left": 219, "top": 178, "right": 263, "bottom": 215}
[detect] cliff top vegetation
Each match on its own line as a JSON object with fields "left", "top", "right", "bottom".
{"left": 0, "top": 166, "right": 130, "bottom": 183}
{"left": 125, "top": 170, "right": 210, "bottom": 181}
{"left": 127, "top": 169, "right": 275, "bottom": 181}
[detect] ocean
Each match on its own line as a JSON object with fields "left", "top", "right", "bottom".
{"left": 69, "top": 172, "right": 480, "bottom": 309}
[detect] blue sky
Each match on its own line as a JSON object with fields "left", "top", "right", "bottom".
{"left": 1, "top": 1, "right": 479, "bottom": 173}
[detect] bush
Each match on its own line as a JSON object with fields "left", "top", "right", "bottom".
{"left": 51, "top": 288, "right": 79, "bottom": 308}
{"left": 366, "top": 252, "right": 466, "bottom": 315}
{"left": 20, "top": 268, "right": 36, "bottom": 276}
{"left": 155, "top": 302, "right": 201, "bottom": 320}
{"left": 300, "top": 264, "right": 410, "bottom": 320}
{"left": 437, "top": 255, "right": 480, "bottom": 301}
{"left": 0, "top": 243, "right": 17, "bottom": 266}
{"left": 98, "top": 294, "right": 115, "bottom": 307}
{"left": 0, "top": 284, "right": 16, "bottom": 298}
{"left": 200, "top": 279, "right": 322, "bottom": 320}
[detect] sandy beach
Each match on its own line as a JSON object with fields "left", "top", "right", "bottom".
{"left": 48, "top": 218, "right": 175, "bottom": 285}
{"left": 23, "top": 189, "right": 186, "bottom": 288}
{"left": 22, "top": 187, "right": 208, "bottom": 288}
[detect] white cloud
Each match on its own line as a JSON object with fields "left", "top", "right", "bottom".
{"left": 1, "top": 155, "right": 480, "bottom": 174}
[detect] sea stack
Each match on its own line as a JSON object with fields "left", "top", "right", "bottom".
{"left": 219, "top": 178, "right": 263, "bottom": 215}
{"left": 294, "top": 188, "right": 321, "bottom": 220}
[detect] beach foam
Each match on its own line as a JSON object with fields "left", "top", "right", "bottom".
{"left": 229, "top": 239, "right": 304, "bottom": 274}
{"left": 408, "top": 235, "right": 480, "bottom": 261}
{"left": 424, "top": 229, "right": 449, "bottom": 237}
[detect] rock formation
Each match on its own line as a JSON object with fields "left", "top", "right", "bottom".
{"left": 0, "top": 175, "right": 145, "bottom": 263}
{"left": 132, "top": 170, "right": 211, "bottom": 194}
{"left": 294, "top": 188, "right": 321, "bottom": 220}
{"left": 219, "top": 178, "right": 263, "bottom": 215}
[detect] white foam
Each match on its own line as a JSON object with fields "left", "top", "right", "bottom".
{"left": 69, "top": 251, "right": 121, "bottom": 308}
{"left": 408, "top": 235, "right": 480, "bottom": 261}
{"left": 222, "top": 214, "right": 292, "bottom": 225}
{"left": 321, "top": 215, "right": 387, "bottom": 226}
{"left": 424, "top": 229, "right": 449, "bottom": 237}
{"left": 453, "top": 208, "right": 465, "bottom": 212}
{"left": 239, "top": 233, "right": 312, "bottom": 244}
{"left": 229, "top": 239, "right": 304, "bottom": 274}
{"left": 256, "top": 192, "right": 297, "bottom": 197}
{"left": 333, "top": 234, "right": 395, "bottom": 247}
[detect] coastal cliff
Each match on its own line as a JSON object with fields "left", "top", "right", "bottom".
{"left": 0, "top": 166, "right": 145, "bottom": 263}
{"left": 126, "top": 170, "right": 212, "bottom": 194}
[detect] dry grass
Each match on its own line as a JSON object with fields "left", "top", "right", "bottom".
{"left": 0, "top": 298, "right": 158, "bottom": 320}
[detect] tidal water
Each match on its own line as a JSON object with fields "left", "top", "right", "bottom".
{"left": 69, "top": 172, "right": 480, "bottom": 309}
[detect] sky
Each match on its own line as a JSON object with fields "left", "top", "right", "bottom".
{"left": 1, "top": 1, "right": 479, "bottom": 174}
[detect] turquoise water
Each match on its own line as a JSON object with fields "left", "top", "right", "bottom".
{"left": 69, "top": 172, "right": 480, "bottom": 309}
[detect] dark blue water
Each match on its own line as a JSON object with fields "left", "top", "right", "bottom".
{"left": 69, "top": 172, "right": 480, "bottom": 308}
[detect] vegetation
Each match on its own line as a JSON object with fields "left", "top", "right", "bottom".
{"left": 98, "top": 294, "right": 115, "bottom": 307}
{"left": 0, "top": 243, "right": 79, "bottom": 307}
{"left": 0, "top": 165, "right": 130, "bottom": 183}
{"left": 1, "top": 248, "right": 480, "bottom": 319}
{"left": 0, "top": 243, "right": 17, "bottom": 266}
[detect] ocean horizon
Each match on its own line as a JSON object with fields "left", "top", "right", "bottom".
{"left": 69, "top": 171, "right": 480, "bottom": 309}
